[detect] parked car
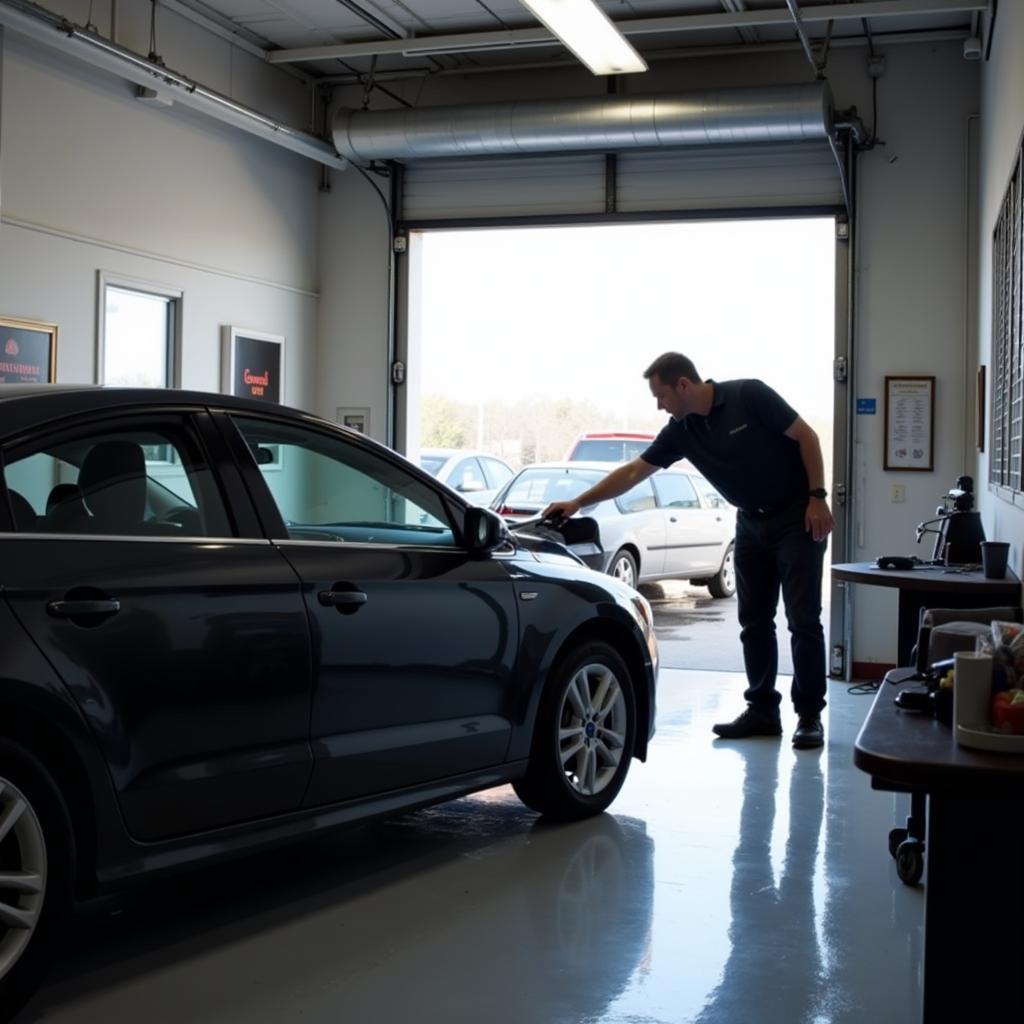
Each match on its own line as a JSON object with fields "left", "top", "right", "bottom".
{"left": 491, "top": 461, "right": 736, "bottom": 597}
{"left": 564, "top": 432, "right": 656, "bottom": 463}
{"left": 418, "top": 447, "right": 515, "bottom": 505}
{"left": 0, "top": 385, "right": 657, "bottom": 1016}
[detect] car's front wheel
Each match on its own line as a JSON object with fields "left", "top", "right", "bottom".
{"left": 0, "top": 741, "right": 74, "bottom": 1021}
{"left": 708, "top": 543, "right": 736, "bottom": 599}
{"left": 608, "top": 549, "right": 638, "bottom": 589}
{"left": 514, "top": 642, "right": 636, "bottom": 820}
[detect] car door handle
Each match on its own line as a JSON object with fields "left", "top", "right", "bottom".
{"left": 318, "top": 589, "right": 368, "bottom": 611}
{"left": 46, "top": 599, "right": 121, "bottom": 618}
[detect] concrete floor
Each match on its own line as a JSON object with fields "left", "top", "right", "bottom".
{"left": 20, "top": 670, "right": 923, "bottom": 1024}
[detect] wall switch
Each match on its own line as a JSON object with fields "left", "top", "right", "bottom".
{"left": 891, "top": 485, "right": 905, "bottom": 503}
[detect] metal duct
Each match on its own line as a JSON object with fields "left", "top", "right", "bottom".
{"left": 332, "top": 82, "right": 832, "bottom": 164}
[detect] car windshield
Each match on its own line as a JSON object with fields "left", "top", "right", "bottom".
{"left": 503, "top": 467, "right": 604, "bottom": 507}
{"left": 419, "top": 455, "right": 447, "bottom": 476}
{"left": 570, "top": 439, "right": 650, "bottom": 462}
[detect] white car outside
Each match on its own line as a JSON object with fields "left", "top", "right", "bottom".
{"left": 418, "top": 448, "right": 515, "bottom": 507}
{"left": 491, "top": 461, "right": 737, "bottom": 597}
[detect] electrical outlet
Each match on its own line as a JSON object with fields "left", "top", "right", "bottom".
{"left": 891, "top": 485, "right": 905, "bottom": 503}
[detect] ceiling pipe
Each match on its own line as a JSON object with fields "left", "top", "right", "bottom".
{"left": 332, "top": 82, "right": 833, "bottom": 163}
{"left": 784, "top": 0, "right": 820, "bottom": 73}
{"left": 270, "top": 0, "right": 986, "bottom": 64}
{"left": 0, "top": 0, "right": 347, "bottom": 170}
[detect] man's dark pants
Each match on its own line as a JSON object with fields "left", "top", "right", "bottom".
{"left": 734, "top": 504, "right": 828, "bottom": 718}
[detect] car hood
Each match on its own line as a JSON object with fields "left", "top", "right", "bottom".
{"left": 508, "top": 516, "right": 603, "bottom": 570}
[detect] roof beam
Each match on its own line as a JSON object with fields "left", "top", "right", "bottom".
{"left": 268, "top": 0, "right": 987, "bottom": 64}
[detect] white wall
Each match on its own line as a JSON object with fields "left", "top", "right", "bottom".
{"left": 977, "top": 4, "right": 1024, "bottom": 569}
{"left": 319, "top": 42, "right": 981, "bottom": 667}
{"left": 0, "top": 5, "right": 320, "bottom": 403}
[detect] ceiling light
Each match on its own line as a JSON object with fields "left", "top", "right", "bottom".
{"left": 520, "top": 0, "right": 647, "bottom": 75}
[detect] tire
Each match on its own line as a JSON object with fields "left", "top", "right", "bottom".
{"left": 707, "top": 543, "right": 736, "bottom": 599}
{"left": 0, "top": 741, "right": 74, "bottom": 1022}
{"left": 513, "top": 642, "right": 637, "bottom": 820}
{"left": 607, "top": 549, "right": 638, "bottom": 590}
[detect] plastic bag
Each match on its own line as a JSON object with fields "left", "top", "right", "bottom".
{"left": 975, "top": 621, "right": 1024, "bottom": 689}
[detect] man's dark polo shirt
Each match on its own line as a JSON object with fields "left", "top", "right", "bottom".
{"left": 641, "top": 379, "right": 808, "bottom": 514}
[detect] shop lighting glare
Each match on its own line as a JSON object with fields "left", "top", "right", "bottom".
{"left": 520, "top": 0, "right": 647, "bottom": 75}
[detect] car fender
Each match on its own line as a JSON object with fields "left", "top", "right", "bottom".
{"left": 0, "top": 596, "right": 127, "bottom": 897}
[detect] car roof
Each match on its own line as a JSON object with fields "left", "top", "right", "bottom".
{"left": 515, "top": 460, "right": 701, "bottom": 476}
{"left": 571, "top": 431, "right": 656, "bottom": 440}
{"left": 0, "top": 384, "right": 336, "bottom": 440}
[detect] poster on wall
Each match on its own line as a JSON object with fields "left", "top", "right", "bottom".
{"left": 222, "top": 326, "right": 284, "bottom": 403}
{"left": 0, "top": 316, "right": 57, "bottom": 384}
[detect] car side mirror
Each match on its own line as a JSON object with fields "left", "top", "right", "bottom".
{"left": 457, "top": 479, "right": 486, "bottom": 493}
{"left": 464, "top": 507, "right": 509, "bottom": 553}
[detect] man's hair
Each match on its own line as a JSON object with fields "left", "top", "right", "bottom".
{"left": 643, "top": 352, "right": 702, "bottom": 386}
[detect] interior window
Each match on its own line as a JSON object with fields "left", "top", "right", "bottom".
{"left": 230, "top": 416, "right": 456, "bottom": 547}
{"left": 653, "top": 473, "right": 700, "bottom": 509}
{"left": 2, "top": 424, "right": 231, "bottom": 537}
{"left": 617, "top": 479, "right": 657, "bottom": 515}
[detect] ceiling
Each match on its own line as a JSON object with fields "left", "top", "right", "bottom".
{"left": 168, "top": 0, "right": 988, "bottom": 83}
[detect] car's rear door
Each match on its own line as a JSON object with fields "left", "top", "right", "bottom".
{"left": 653, "top": 473, "right": 728, "bottom": 576}
{"left": 0, "top": 409, "right": 313, "bottom": 840}
{"left": 217, "top": 413, "right": 519, "bottom": 806}
{"left": 614, "top": 478, "right": 666, "bottom": 579}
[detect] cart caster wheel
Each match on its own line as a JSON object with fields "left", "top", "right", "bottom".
{"left": 888, "top": 827, "right": 908, "bottom": 858}
{"left": 895, "top": 839, "right": 925, "bottom": 886}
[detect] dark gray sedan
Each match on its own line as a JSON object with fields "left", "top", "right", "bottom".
{"left": 0, "top": 385, "right": 657, "bottom": 1016}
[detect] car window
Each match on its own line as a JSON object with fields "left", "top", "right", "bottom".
{"left": 419, "top": 454, "right": 447, "bottom": 476}
{"left": 231, "top": 416, "right": 456, "bottom": 547}
{"left": 653, "top": 473, "right": 700, "bottom": 509}
{"left": 449, "top": 457, "right": 486, "bottom": 492}
{"left": 502, "top": 468, "right": 603, "bottom": 507}
{"left": 569, "top": 439, "right": 651, "bottom": 462}
{"left": 2, "top": 423, "right": 231, "bottom": 537}
{"left": 692, "top": 477, "right": 727, "bottom": 509}
{"left": 481, "top": 457, "right": 513, "bottom": 489}
{"left": 617, "top": 479, "right": 657, "bottom": 514}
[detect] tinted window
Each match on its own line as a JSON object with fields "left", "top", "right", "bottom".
{"left": 502, "top": 468, "right": 603, "bottom": 507}
{"left": 570, "top": 439, "right": 652, "bottom": 462}
{"left": 232, "top": 416, "right": 456, "bottom": 547}
{"left": 617, "top": 479, "right": 657, "bottom": 514}
{"left": 653, "top": 474, "right": 700, "bottom": 509}
{"left": 3, "top": 423, "right": 230, "bottom": 537}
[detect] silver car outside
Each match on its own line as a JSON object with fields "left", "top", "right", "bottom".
{"left": 491, "top": 461, "right": 737, "bottom": 598}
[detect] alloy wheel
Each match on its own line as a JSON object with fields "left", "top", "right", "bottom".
{"left": 557, "top": 662, "right": 629, "bottom": 796}
{"left": 0, "top": 778, "right": 47, "bottom": 983}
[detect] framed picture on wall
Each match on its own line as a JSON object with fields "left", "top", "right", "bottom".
{"left": 0, "top": 316, "right": 58, "bottom": 384}
{"left": 221, "top": 326, "right": 284, "bottom": 403}
{"left": 884, "top": 375, "right": 935, "bottom": 471}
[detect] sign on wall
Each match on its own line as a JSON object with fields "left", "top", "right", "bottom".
{"left": 222, "top": 326, "right": 284, "bottom": 403}
{"left": 0, "top": 316, "right": 57, "bottom": 384}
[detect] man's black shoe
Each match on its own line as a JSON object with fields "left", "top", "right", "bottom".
{"left": 792, "top": 715, "right": 825, "bottom": 749}
{"left": 712, "top": 706, "right": 783, "bottom": 739}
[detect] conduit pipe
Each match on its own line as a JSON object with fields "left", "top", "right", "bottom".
{"left": 332, "top": 82, "right": 833, "bottom": 164}
{"left": 0, "top": 0, "right": 347, "bottom": 170}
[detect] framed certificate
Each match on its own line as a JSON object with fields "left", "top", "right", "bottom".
{"left": 884, "top": 376, "right": 935, "bottom": 471}
{"left": 0, "top": 316, "right": 57, "bottom": 383}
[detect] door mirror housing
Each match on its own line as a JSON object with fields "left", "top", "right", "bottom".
{"left": 456, "top": 479, "right": 486, "bottom": 493}
{"left": 464, "top": 507, "right": 509, "bottom": 553}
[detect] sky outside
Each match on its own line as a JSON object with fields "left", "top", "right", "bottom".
{"left": 415, "top": 217, "right": 836, "bottom": 429}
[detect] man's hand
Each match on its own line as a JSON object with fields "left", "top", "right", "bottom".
{"left": 806, "top": 497, "right": 834, "bottom": 542}
{"left": 541, "top": 499, "right": 581, "bottom": 522}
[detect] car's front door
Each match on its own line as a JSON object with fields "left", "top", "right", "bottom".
{"left": 653, "top": 473, "right": 726, "bottom": 575}
{"left": 0, "top": 411, "right": 313, "bottom": 841}
{"left": 222, "top": 414, "right": 519, "bottom": 806}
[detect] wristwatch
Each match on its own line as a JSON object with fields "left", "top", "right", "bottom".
{"left": 809, "top": 487, "right": 828, "bottom": 500}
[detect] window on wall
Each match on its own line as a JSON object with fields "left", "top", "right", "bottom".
{"left": 100, "top": 277, "right": 181, "bottom": 390}
{"left": 990, "top": 145, "right": 1023, "bottom": 493}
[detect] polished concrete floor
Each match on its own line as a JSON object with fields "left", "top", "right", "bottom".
{"left": 20, "top": 671, "right": 923, "bottom": 1024}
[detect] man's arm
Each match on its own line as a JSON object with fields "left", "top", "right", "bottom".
{"left": 541, "top": 457, "right": 659, "bottom": 520}
{"left": 784, "top": 417, "right": 834, "bottom": 542}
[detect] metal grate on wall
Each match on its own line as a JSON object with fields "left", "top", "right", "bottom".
{"left": 990, "top": 144, "right": 1023, "bottom": 493}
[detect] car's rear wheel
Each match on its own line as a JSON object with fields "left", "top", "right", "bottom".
{"left": 514, "top": 642, "right": 636, "bottom": 820}
{"left": 608, "top": 549, "right": 638, "bottom": 589}
{"left": 708, "top": 543, "right": 736, "bottom": 599}
{"left": 0, "top": 741, "right": 74, "bottom": 1021}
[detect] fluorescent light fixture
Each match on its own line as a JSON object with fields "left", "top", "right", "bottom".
{"left": 520, "top": 0, "right": 647, "bottom": 75}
